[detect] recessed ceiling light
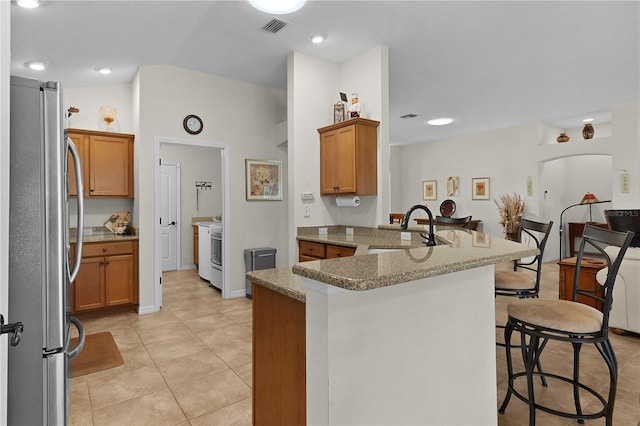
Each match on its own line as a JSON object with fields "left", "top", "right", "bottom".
{"left": 96, "top": 67, "right": 112, "bottom": 75}
{"left": 249, "top": 0, "right": 306, "bottom": 14}
{"left": 17, "top": 0, "right": 41, "bottom": 8}
{"left": 310, "top": 34, "right": 325, "bottom": 44}
{"left": 24, "top": 61, "right": 47, "bottom": 71}
{"left": 427, "top": 118, "right": 454, "bottom": 126}
{"left": 583, "top": 118, "right": 594, "bottom": 123}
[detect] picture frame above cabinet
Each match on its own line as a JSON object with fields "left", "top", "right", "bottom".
{"left": 68, "top": 128, "right": 135, "bottom": 198}
{"left": 317, "top": 118, "right": 379, "bottom": 196}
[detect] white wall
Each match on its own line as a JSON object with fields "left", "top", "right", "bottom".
{"left": 391, "top": 110, "right": 640, "bottom": 262}
{"left": 136, "top": 65, "right": 288, "bottom": 307}
{"left": 65, "top": 84, "right": 134, "bottom": 133}
{"left": 288, "top": 46, "right": 390, "bottom": 264}
{"left": 160, "top": 144, "right": 222, "bottom": 268}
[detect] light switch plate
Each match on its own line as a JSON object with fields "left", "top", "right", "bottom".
{"left": 401, "top": 232, "right": 412, "bottom": 241}
{"left": 319, "top": 227, "right": 328, "bottom": 235}
{"left": 346, "top": 227, "right": 354, "bottom": 235}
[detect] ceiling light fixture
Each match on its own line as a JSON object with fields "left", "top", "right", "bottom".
{"left": 310, "top": 34, "right": 325, "bottom": 44}
{"left": 16, "top": 0, "right": 41, "bottom": 8}
{"left": 427, "top": 118, "right": 454, "bottom": 126}
{"left": 249, "top": 0, "right": 306, "bottom": 14}
{"left": 583, "top": 118, "right": 594, "bottom": 123}
{"left": 24, "top": 61, "right": 47, "bottom": 71}
{"left": 96, "top": 67, "right": 112, "bottom": 75}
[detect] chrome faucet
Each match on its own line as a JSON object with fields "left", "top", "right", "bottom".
{"left": 400, "top": 204, "right": 437, "bottom": 247}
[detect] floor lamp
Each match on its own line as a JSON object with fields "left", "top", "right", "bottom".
{"left": 558, "top": 194, "right": 611, "bottom": 260}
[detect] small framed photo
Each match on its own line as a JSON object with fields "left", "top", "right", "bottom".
{"left": 422, "top": 180, "right": 437, "bottom": 201}
{"left": 471, "top": 177, "right": 490, "bottom": 200}
{"left": 246, "top": 159, "right": 283, "bottom": 201}
{"left": 334, "top": 102, "right": 346, "bottom": 123}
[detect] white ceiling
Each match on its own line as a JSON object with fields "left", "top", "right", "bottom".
{"left": 10, "top": 1, "right": 639, "bottom": 145}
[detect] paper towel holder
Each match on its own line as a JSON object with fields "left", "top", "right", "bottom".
{"left": 335, "top": 196, "right": 360, "bottom": 207}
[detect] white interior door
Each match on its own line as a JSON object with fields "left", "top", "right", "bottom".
{"left": 160, "top": 163, "right": 179, "bottom": 272}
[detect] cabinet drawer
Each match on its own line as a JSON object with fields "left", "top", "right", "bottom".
{"left": 83, "top": 241, "right": 134, "bottom": 257}
{"left": 326, "top": 245, "right": 356, "bottom": 259}
{"left": 299, "top": 241, "right": 326, "bottom": 259}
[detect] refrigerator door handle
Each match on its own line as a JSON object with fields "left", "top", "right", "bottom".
{"left": 67, "top": 316, "right": 85, "bottom": 360}
{"left": 68, "top": 137, "right": 84, "bottom": 282}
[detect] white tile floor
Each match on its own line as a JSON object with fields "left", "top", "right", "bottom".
{"left": 69, "top": 263, "right": 640, "bottom": 425}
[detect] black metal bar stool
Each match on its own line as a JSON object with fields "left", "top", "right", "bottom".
{"left": 495, "top": 219, "right": 553, "bottom": 385}
{"left": 499, "top": 225, "right": 634, "bottom": 425}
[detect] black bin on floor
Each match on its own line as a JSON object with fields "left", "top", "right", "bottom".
{"left": 244, "top": 247, "right": 276, "bottom": 299}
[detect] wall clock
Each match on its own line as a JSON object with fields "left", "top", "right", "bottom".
{"left": 183, "top": 114, "right": 203, "bottom": 135}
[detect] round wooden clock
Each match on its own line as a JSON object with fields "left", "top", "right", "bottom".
{"left": 183, "top": 114, "right": 203, "bottom": 135}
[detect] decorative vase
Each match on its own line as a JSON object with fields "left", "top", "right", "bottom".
{"left": 557, "top": 132, "right": 570, "bottom": 143}
{"left": 505, "top": 232, "right": 519, "bottom": 242}
{"left": 582, "top": 123, "right": 594, "bottom": 139}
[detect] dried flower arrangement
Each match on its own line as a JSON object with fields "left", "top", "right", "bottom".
{"left": 494, "top": 193, "right": 525, "bottom": 238}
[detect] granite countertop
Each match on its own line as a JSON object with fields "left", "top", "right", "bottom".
{"left": 70, "top": 227, "right": 138, "bottom": 244}
{"left": 248, "top": 267, "right": 306, "bottom": 302}
{"left": 248, "top": 226, "right": 538, "bottom": 302}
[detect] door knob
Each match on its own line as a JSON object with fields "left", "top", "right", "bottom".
{"left": 0, "top": 314, "right": 24, "bottom": 346}
{"left": 170, "top": 221, "right": 176, "bottom": 226}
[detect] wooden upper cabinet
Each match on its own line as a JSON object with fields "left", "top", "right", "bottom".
{"left": 318, "top": 118, "right": 379, "bottom": 196}
{"left": 67, "top": 128, "right": 134, "bottom": 198}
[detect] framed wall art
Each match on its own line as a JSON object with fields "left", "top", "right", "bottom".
{"left": 245, "top": 159, "right": 283, "bottom": 201}
{"left": 471, "top": 177, "right": 490, "bottom": 200}
{"left": 446, "top": 176, "right": 459, "bottom": 197}
{"left": 422, "top": 180, "right": 437, "bottom": 201}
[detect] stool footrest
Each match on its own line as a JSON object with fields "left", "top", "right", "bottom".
{"left": 506, "top": 371, "right": 608, "bottom": 421}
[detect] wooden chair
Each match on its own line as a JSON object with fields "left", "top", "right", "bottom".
{"left": 389, "top": 213, "right": 405, "bottom": 224}
{"left": 499, "top": 225, "right": 635, "bottom": 425}
{"left": 435, "top": 215, "right": 472, "bottom": 228}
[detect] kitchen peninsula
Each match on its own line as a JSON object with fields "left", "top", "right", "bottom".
{"left": 249, "top": 226, "right": 537, "bottom": 425}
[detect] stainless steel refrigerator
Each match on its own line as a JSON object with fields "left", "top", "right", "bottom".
{"left": 7, "top": 76, "right": 86, "bottom": 425}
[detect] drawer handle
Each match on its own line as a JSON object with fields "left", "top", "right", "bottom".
{"left": 102, "top": 247, "right": 108, "bottom": 252}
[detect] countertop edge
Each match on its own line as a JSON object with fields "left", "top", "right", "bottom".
{"left": 292, "top": 248, "right": 537, "bottom": 292}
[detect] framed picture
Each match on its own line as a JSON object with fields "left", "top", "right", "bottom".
{"left": 472, "top": 177, "right": 490, "bottom": 200}
{"left": 446, "top": 176, "right": 459, "bottom": 197}
{"left": 245, "top": 159, "right": 283, "bottom": 201}
{"left": 334, "top": 102, "right": 346, "bottom": 123}
{"left": 422, "top": 180, "right": 437, "bottom": 201}
{"left": 472, "top": 232, "right": 491, "bottom": 248}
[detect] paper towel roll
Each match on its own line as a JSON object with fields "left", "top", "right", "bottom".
{"left": 335, "top": 196, "right": 360, "bottom": 207}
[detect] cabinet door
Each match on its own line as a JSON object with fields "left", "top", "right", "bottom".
{"left": 334, "top": 126, "right": 356, "bottom": 193}
{"left": 89, "top": 134, "right": 131, "bottom": 197}
{"left": 320, "top": 126, "right": 356, "bottom": 194}
{"left": 67, "top": 133, "right": 86, "bottom": 197}
{"left": 104, "top": 254, "right": 135, "bottom": 306}
{"left": 320, "top": 130, "right": 340, "bottom": 194}
{"left": 74, "top": 257, "right": 105, "bottom": 312}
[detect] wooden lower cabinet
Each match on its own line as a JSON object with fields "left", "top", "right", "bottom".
{"left": 252, "top": 283, "right": 306, "bottom": 425}
{"left": 298, "top": 240, "right": 356, "bottom": 262}
{"left": 558, "top": 256, "right": 606, "bottom": 312}
{"left": 72, "top": 240, "right": 138, "bottom": 313}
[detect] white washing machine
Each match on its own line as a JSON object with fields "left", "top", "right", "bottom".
{"left": 198, "top": 222, "right": 215, "bottom": 281}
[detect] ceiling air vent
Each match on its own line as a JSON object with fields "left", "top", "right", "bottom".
{"left": 262, "top": 18, "right": 288, "bottom": 34}
{"left": 400, "top": 114, "right": 418, "bottom": 119}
